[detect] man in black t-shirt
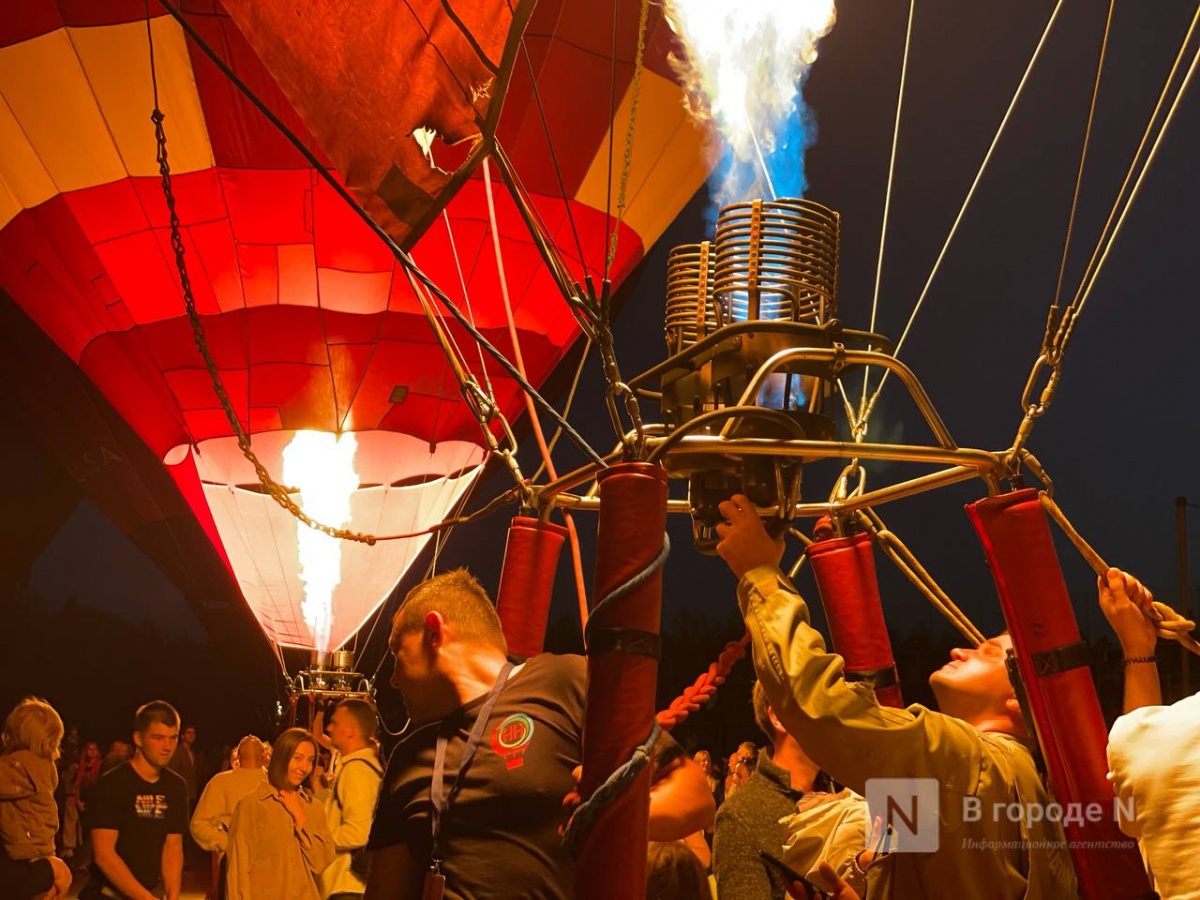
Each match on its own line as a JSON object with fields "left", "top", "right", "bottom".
{"left": 82, "top": 700, "right": 188, "bottom": 900}
{"left": 364, "top": 569, "right": 714, "bottom": 900}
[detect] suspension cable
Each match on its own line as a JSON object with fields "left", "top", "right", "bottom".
{"left": 440, "top": 210, "right": 497, "bottom": 399}
{"left": 533, "top": 340, "right": 593, "bottom": 483}
{"left": 490, "top": 142, "right": 585, "bottom": 320}
{"left": 857, "top": 509, "right": 985, "bottom": 646}
{"left": 860, "top": 0, "right": 916, "bottom": 429}
{"left": 487, "top": 141, "right": 645, "bottom": 458}
{"left": 528, "top": 336, "right": 596, "bottom": 632}
{"left": 859, "top": 0, "right": 1065, "bottom": 429}
{"left": 404, "top": 268, "right": 530, "bottom": 488}
{"left": 1058, "top": 17, "right": 1200, "bottom": 350}
{"left": 519, "top": 39, "right": 590, "bottom": 277}
{"left": 1008, "top": 10, "right": 1200, "bottom": 465}
{"left": 1050, "top": 1, "right": 1115, "bottom": 316}
{"left": 482, "top": 158, "right": 555, "bottom": 475}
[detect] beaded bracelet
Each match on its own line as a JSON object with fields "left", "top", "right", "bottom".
{"left": 1121, "top": 655, "right": 1157, "bottom": 666}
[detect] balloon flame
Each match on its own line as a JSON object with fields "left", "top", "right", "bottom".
{"left": 664, "top": 0, "right": 837, "bottom": 209}
{"left": 281, "top": 431, "right": 359, "bottom": 652}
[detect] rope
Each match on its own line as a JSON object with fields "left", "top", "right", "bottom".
{"left": 656, "top": 633, "right": 752, "bottom": 730}
{"left": 857, "top": 510, "right": 985, "bottom": 646}
{"left": 561, "top": 721, "right": 661, "bottom": 854}
{"left": 523, "top": 335, "right": 597, "bottom": 632}
{"left": 145, "top": 8, "right": 563, "bottom": 545}
{"left": 1039, "top": 492, "right": 1200, "bottom": 655}
{"left": 563, "top": 526, "right": 669, "bottom": 848}
{"left": 585, "top": 534, "right": 671, "bottom": 647}
{"left": 859, "top": 0, "right": 1065, "bottom": 429}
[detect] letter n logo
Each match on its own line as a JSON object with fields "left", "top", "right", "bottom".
{"left": 865, "top": 778, "right": 940, "bottom": 852}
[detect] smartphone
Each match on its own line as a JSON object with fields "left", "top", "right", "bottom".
{"left": 757, "top": 850, "right": 830, "bottom": 898}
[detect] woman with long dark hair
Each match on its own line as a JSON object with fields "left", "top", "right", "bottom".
{"left": 226, "top": 728, "right": 333, "bottom": 899}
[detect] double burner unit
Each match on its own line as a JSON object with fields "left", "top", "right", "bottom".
{"left": 644, "top": 198, "right": 888, "bottom": 549}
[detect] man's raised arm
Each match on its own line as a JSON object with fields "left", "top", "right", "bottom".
{"left": 715, "top": 496, "right": 979, "bottom": 795}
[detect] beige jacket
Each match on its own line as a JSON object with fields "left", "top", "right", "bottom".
{"left": 226, "top": 781, "right": 335, "bottom": 900}
{"left": 0, "top": 749, "right": 59, "bottom": 859}
{"left": 190, "top": 765, "right": 268, "bottom": 855}
{"left": 739, "top": 565, "right": 1077, "bottom": 899}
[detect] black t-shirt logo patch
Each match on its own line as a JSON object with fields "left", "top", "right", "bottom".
{"left": 134, "top": 793, "right": 169, "bottom": 819}
{"left": 490, "top": 714, "right": 535, "bottom": 769}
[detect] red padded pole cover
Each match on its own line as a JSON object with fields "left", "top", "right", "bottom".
{"left": 966, "top": 488, "right": 1151, "bottom": 897}
{"left": 494, "top": 516, "right": 569, "bottom": 659}
{"left": 807, "top": 531, "right": 904, "bottom": 708}
{"left": 576, "top": 463, "right": 668, "bottom": 900}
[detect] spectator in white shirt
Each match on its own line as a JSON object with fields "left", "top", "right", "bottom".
{"left": 318, "top": 700, "right": 383, "bottom": 900}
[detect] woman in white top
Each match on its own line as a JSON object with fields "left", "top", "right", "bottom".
{"left": 226, "top": 728, "right": 334, "bottom": 899}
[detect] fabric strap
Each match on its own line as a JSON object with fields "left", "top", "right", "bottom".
{"left": 429, "top": 661, "right": 513, "bottom": 868}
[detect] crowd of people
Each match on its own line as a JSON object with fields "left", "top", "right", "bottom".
{"left": 1, "top": 493, "right": 1195, "bottom": 899}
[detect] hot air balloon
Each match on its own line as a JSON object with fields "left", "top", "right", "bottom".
{"left": 0, "top": 0, "right": 711, "bottom": 656}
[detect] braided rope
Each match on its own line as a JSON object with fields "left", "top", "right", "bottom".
{"left": 1146, "top": 602, "right": 1200, "bottom": 654}
{"left": 561, "top": 721, "right": 661, "bottom": 855}
{"left": 560, "top": 529, "right": 671, "bottom": 851}
{"left": 656, "top": 632, "right": 752, "bottom": 730}
{"left": 1040, "top": 492, "right": 1200, "bottom": 655}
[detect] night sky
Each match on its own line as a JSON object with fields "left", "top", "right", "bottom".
{"left": 12, "top": 0, "right": 1200, "bottom": 737}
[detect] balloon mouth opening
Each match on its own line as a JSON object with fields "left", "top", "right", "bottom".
{"left": 163, "top": 431, "right": 485, "bottom": 651}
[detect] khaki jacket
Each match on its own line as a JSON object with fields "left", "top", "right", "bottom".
{"left": 739, "top": 565, "right": 1078, "bottom": 899}
{"left": 0, "top": 749, "right": 59, "bottom": 859}
{"left": 226, "top": 781, "right": 334, "bottom": 900}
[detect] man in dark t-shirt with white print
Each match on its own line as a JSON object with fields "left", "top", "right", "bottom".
{"left": 82, "top": 700, "right": 188, "bottom": 900}
{"left": 364, "top": 569, "right": 714, "bottom": 900}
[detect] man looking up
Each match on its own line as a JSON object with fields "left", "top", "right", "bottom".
{"left": 190, "top": 735, "right": 266, "bottom": 898}
{"left": 364, "top": 568, "right": 714, "bottom": 900}
{"left": 715, "top": 495, "right": 1078, "bottom": 898}
{"left": 82, "top": 701, "right": 188, "bottom": 900}
{"left": 319, "top": 699, "right": 383, "bottom": 900}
